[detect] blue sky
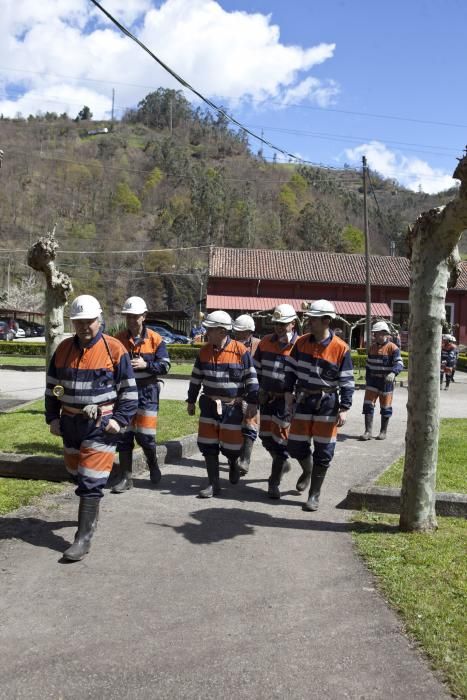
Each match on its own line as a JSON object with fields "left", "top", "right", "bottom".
{"left": 1, "top": 0, "right": 465, "bottom": 192}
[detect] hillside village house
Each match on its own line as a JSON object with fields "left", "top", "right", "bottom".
{"left": 206, "top": 247, "right": 467, "bottom": 347}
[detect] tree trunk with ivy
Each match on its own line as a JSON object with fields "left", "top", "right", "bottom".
{"left": 27, "top": 229, "right": 73, "bottom": 368}
{"left": 400, "top": 156, "right": 467, "bottom": 532}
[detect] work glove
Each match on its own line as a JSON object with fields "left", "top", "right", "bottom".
{"left": 385, "top": 372, "right": 396, "bottom": 383}
{"left": 104, "top": 418, "right": 121, "bottom": 434}
{"left": 82, "top": 404, "right": 99, "bottom": 420}
{"left": 49, "top": 418, "right": 62, "bottom": 436}
{"left": 187, "top": 402, "right": 196, "bottom": 416}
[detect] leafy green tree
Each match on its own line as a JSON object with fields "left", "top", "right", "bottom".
{"left": 135, "top": 89, "right": 192, "bottom": 130}
{"left": 75, "top": 105, "right": 93, "bottom": 121}
{"left": 112, "top": 182, "right": 141, "bottom": 214}
{"left": 341, "top": 225, "right": 365, "bottom": 253}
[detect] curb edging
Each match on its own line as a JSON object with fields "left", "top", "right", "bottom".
{"left": 0, "top": 434, "right": 200, "bottom": 482}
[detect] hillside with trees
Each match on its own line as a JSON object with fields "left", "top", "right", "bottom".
{"left": 0, "top": 88, "right": 462, "bottom": 323}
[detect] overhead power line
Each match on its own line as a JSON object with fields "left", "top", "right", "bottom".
{"left": 87, "top": 0, "right": 321, "bottom": 167}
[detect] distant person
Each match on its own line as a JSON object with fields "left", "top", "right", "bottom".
{"left": 190, "top": 324, "right": 205, "bottom": 343}
{"left": 360, "top": 321, "right": 404, "bottom": 441}
{"left": 232, "top": 314, "right": 261, "bottom": 475}
{"left": 440, "top": 334, "right": 456, "bottom": 390}
{"left": 333, "top": 328, "right": 344, "bottom": 339}
{"left": 253, "top": 304, "right": 299, "bottom": 498}
{"left": 45, "top": 295, "right": 137, "bottom": 561}
{"left": 113, "top": 296, "right": 171, "bottom": 492}
{"left": 449, "top": 335, "right": 459, "bottom": 382}
{"left": 187, "top": 311, "right": 259, "bottom": 498}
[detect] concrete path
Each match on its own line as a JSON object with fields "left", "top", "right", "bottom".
{"left": 0, "top": 382, "right": 465, "bottom": 698}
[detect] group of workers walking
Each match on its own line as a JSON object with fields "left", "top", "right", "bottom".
{"left": 44, "top": 293, "right": 455, "bottom": 562}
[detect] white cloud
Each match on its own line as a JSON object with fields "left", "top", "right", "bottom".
{"left": 344, "top": 141, "right": 455, "bottom": 194}
{"left": 281, "top": 77, "right": 339, "bottom": 108}
{"left": 0, "top": 0, "right": 337, "bottom": 119}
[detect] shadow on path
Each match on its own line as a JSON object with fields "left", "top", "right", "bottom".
{"left": 0, "top": 516, "right": 75, "bottom": 552}
{"left": 151, "top": 506, "right": 398, "bottom": 545}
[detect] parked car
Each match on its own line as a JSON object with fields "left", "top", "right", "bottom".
{"left": 14, "top": 327, "right": 26, "bottom": 339}
{"left": 0, "top": 321, "right": 15, "bottom": 341}
{"left": 146, "top": 324, "right": 175, "bottom": 344}
{"left": 17, "top": 320, "right": 45, "bottom": 337}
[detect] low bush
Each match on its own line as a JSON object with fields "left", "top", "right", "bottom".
{"left": 0, "top": 342, "right": 45, "bottom": 356}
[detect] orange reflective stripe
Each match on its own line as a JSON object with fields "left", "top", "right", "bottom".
{"left": 198, "top": 420, "right": 219, "bottom": 441}
{"left": 134, "top": 413, "right": 158, "bottom": 430}
{"left": 219, "top": 426, "right": 243, "bottom": 445}
{"left": 79, "top": 447, "right": 115, "bottom": 474}
{"left": 311, "top": 420, "right": 338, "bottom": 440}
{"left": 289, "top": 416, "right": 312, "bottom": 438}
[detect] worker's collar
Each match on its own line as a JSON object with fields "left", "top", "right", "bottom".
{"left": 211, "top": 335, "right": 231, "bottom": 351}
{"left": 128, "top": 325, "right": 147, "bottom": 342}
{"left": 308, "top": 330, "right": 332, "bottom": 346}
{"left": 273, "top": 330, "right": 298, "bottom": 345}
{"left": 74, "top": 329, "right": 103, "bottom": 350}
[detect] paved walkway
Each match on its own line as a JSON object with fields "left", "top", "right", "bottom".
{"left": 0, "top": 381, "right": 465, "bottom": 698}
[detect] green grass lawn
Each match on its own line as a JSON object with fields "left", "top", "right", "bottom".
{"left": 353, "top": 418, "right": 467, "bottom": 697}
{"left": 353, "top": 515, "right": 467, "bottom": 698}
{"left": 0, "top": 355, "right": 45, "bottom": 366}
{"left": 377, "top": 418, "right": 466, "bottom": 492}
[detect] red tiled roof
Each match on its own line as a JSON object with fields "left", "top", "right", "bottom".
{"left": 209, "top": 247, "right": 467, "bottom": 290}
{"left": 206, "top": 295, "right": 392, "bottom": 317}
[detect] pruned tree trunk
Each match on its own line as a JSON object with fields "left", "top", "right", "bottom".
{"left": 27, "top": 228, "right": 73, "bottom": 367}
{"left": 400, "top": 156, "right": 467, "bottom": 532}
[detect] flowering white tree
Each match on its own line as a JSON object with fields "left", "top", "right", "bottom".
{"left": 400, "top": 155, "right": 467, "bottom": 532}
{"left": 6, "top": 272, "right": 44, "bottom": 312}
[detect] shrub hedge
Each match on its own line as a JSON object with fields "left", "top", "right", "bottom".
{"left": 0, "top": 342, "right": 46, "bottom": 356}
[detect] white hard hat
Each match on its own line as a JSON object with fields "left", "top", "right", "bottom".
{"left": 303, "top": 299, "right": 336, "bottom": 319}
{"left": 202, "top": 310, "right": 233, "bottom": 331}
{"left": 121, "top": 296, "right": 148, "bottom": 315}
{"left": 449, "top": 334, "right": 457, "bottom": 342}
{"left": 271, "top": 304, "right": 297, "bottom": 324}
{"left": 442, "top": 334, "right": 450, "bottom": 341}
{"left": 372, "top": 321, "right": 390, "bottom": 333}
{"left": 69, "top": 294, "right": 102, "bottom": 320}
{"left": 233, "top": 314, "right": 255, "bottom": 332}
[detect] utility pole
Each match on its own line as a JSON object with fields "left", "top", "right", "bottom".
{"left": 169, "top": 99, "right": 173, "bottom": 136}
{"left": 111, "top": 88, "right": 115, "bottom": 122}
{"left": 362, "top": 155, "right": 372, "bottom": 349}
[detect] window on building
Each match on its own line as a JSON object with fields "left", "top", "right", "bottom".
{"left": 392, "top": 301, "right": 409, "bottom": 328}
{"left": 392, "top": 301, "right": 454, "bottom": 328}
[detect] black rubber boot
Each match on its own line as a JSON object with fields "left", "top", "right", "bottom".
{"left": 111, "top": 451, "right": 133, "bottom": 493}
{"left": 376, "top": 416, "right": 390, "bottom": 440}
{"left": 143, "top": 447, "right": 162, "bottom": 484}
{"left": 229, "top": 457, "right": 241, "bottom": 484}
{"left": 268, "top": 455, "right": 286, "bottom": 499}
{"left": 237, "top": 437, "right": 254, "bottom": 476}
{"left": 303, "top": 464, "right": 327, "bottom": 512}
{"left": 359, "top": 414, "right": 373, "bottom": 441}
{"left": 199, "top": 454, "right": 221, "bottom": 498}
{"left": 63, "top": 497, "right": 100, "bottom": 561}
{"left": 445, "top": 379, "right": 451, "bottom": 391}
{"left": 296, "top": 455, "right": 312, "bottom": 492}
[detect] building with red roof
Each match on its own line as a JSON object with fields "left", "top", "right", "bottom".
{"left": 206, "top": 247, "right": 467, "bottom": 346}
